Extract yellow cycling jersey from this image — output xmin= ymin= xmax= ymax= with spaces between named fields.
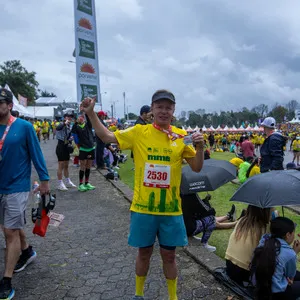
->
xmin=114 ymin=124 xmax=196 ymax=216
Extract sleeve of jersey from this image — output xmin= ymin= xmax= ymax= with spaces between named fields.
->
xmin=114 ymin=126 xmax=138 ymax=150
xmin=182 ymin=145 xmax=196 ymax=158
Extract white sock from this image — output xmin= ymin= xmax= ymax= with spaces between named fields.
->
xmin=58 ymin=180 xmax=63 ymax=184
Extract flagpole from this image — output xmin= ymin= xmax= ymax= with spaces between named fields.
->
xmin=123 ymin=92 xmax=126 ymax=120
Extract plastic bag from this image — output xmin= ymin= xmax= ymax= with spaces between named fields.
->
xmin=72 ymin=141 xmax=79 ymax=157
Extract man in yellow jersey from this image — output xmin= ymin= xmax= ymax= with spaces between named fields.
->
xmin=51 ymin=119 xmax=57 ymax=139
xmin=292 ymin=135 xmax=300 ymax=166
xmin=34 ymin=118 xmax=41 ymax=142
xmin=41 ymin=119 xmax=49 ymax=143
xmin=81 ymin=90 xmax=204 ymax=300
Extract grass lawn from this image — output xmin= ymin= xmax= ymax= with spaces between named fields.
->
xmin=119 ymin=150 xmax=300 ymax=265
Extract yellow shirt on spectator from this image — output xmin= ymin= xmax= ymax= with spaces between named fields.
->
xmin=292 ymin=139 xmax=300 ymax=151
xmin=225 ymin=221 xmax=269 ymax=270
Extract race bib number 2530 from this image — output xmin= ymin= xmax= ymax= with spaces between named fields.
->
xmin=143 ymin=163 xmax=171 ymax=189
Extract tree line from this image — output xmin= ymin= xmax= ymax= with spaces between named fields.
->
xmin=0 ymin=60 xmax=56 ymax=105
xmin=0 ymin=60 xmax=298 ymax=126
xmin=175 ymin=101 xmax=298 ymax=128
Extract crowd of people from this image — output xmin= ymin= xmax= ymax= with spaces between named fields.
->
xmin=1 ymin=85 xmax=300 ymax=300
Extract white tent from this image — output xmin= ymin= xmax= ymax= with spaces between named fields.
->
xmin=4 ymin=84 xmax=33 ymax=117
xmin=289 ymin=118 xmax=300 ymax=124
xmin=26 ymin=106 xmax=57 ymax=119
xmin=202 ymin=125 xmax=207 ymax=131
xmin=35 ymin=96 xmax=76 ymax=105
xmin=186 ymin=126 xmax=194 ymax=132
xmin=209 ymin=125 xmax=215 ymax=131
xmin=223 ymin=125 xmax=229 ymax=131
xmin=194 ymin=125 xmax=199 ymax=131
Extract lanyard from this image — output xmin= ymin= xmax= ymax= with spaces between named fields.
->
xmin=0 ymin=115 xmax=16 ymax=152
xmin=152 ymin=123 xmax=184 ymax=141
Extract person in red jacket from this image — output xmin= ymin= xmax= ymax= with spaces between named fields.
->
xmin=241 ymin=135 xmax=255 ymax=159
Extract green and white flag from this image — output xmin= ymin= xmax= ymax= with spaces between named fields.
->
xmin=74 ymin=0 xmax=101 ymax=105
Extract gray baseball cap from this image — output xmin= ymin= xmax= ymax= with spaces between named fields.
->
xmin=261 ymin=117 xmax=276 ymax=129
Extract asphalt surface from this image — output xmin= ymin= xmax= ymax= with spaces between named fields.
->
xmin=0 ymin=139 xmax=235 ymax=300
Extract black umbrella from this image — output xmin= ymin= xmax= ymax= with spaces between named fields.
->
xmin=230 ymin=170 xmax=300 ymax=208
xmin=180 ymin=159 xmax=237 ymax=194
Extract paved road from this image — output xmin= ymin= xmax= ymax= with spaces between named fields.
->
xmin=0 ymin=139 xmax=234 ymax=300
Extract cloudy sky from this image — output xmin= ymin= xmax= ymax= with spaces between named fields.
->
xmin=1 ymin=0 xmax=300 ymax=117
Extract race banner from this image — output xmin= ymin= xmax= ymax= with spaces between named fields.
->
xmin=74 ymin=0 xmax=101 ymax=106
xmin=18 ymin=94 xmax=28 ymax=107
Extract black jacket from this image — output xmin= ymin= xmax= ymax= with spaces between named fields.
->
xmin=260 ymin=132 xmax=286 ymax=173
xmin=181 ymin=193 xmax=216 ymax=236
xmin=71 ymin=116 xmax=94 ymax=149
xmin=135 ymin=116 xmax=147 ymax=125
xmin=96 ymin=118 xmax=107 ymax=145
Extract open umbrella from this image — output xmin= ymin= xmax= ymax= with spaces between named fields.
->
xmin=180 ymin=159 xmax=237 ymax=194
xmin=230 ymin=170 xmax=300 ymax=208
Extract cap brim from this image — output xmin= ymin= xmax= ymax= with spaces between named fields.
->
xmin=152 ymin=96 xmax=175 ymax=103
xmin=261 ymin=124 xmax=274 ymax=128
xmin=0 ymin=96 xmax=12 ymax=102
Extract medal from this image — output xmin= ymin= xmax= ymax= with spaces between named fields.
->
xmin=152 ymin=123 xmax=185 ymax=141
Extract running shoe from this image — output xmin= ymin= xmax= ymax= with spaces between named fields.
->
xmin=14 ymin=246 xmax=37 ymax=273
xmin=65 ymin=179 xmax=76 ymax=188
xmin=78 ymin=184 xmax=88 ymax=192
xmin=132 ymin=296 xmax=145 ymax=300
xmin=202 ymin=243 xmax=216 ymax=253
xmin=57 ymin=182 xmax=68 ymax=191
xmin=227 ymin=204 xmax=236 ymax=222
xmin=85 ymin=183 xmax=95 ymax=190
xmin=0 ymin=279 xmax=15 ymax=300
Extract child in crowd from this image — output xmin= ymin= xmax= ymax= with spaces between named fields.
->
xmin=250 ymin=217 xmax=300 ymax=300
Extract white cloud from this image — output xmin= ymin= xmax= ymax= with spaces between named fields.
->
xmin=1 ymin=0 xmax=300 ymax=116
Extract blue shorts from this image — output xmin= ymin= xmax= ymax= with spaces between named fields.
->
xmin=128 ymin=212 xmax=188 ymax=248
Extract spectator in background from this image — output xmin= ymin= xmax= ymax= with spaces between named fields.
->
xmin=55 ymin=113 xmax=76 ymax=191
xmin=41 ymin=119 xmax=49 ymax=143
xmin=260 ymin=117 xmax=286 ymax=173
xmin=10 ymin=110 xmax=19 ymax=118
xmin=208 ymin=133 xmax=215 ymax=151
xmin=95 ymin=111 xmax=107 ymax=170
xmin=238 ymin=157 xmax=260 ymax=184
xmin=131 ymin=105 xmax=151 ymax=165
xmin=135 ymin=105 xmax=151 ymax=125
xmin=71 ymin=114 xmax=95 ymax=192
xmin=241 ymin=135 xmax=255 ymax=159
xmin=291 ymin=135 xmax=300 ymax=166
xmin=225 ymin=206 xmax=272 ymax=286
xmin=250 ymin=217 xmax=300 ymax=299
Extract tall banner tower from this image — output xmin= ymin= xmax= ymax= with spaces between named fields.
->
xmin=74 ymin=0 xmax=101 ymax=107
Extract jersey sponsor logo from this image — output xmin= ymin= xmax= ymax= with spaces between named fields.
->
xmin=147 ymin=155 xmax=170 ymax=162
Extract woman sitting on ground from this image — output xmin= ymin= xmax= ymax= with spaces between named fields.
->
xmin=250 ymin=217 xmax=300 ymax=300
xmin=182 ymin=193 xmax=238 ymax=253
xmin=225 ymin=205 xmax=271 ymax=286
